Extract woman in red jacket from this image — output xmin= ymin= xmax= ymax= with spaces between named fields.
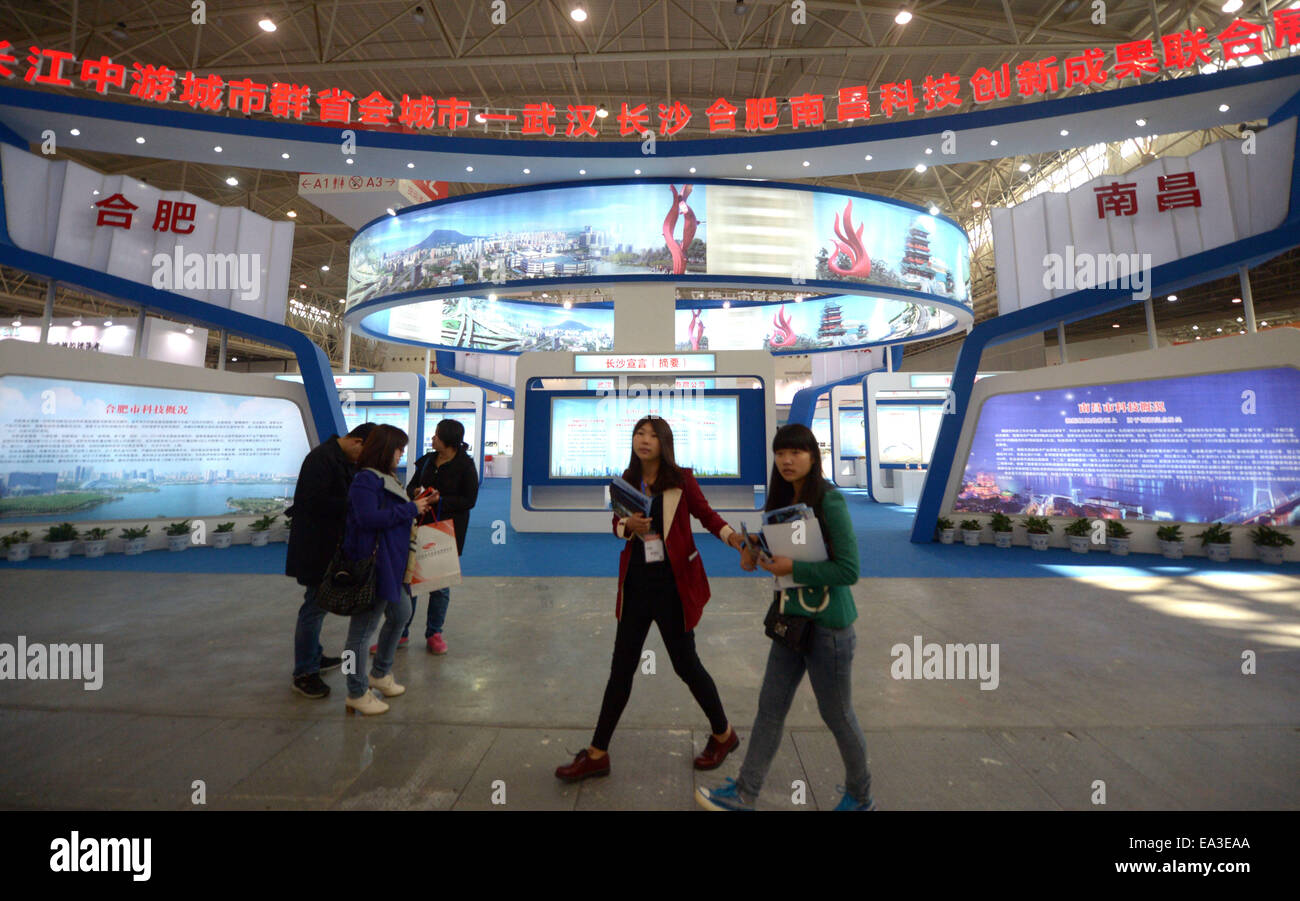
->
xmin=556 ymin=415 xmax=747 ymax=782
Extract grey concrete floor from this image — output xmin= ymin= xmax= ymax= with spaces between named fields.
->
xmin=0 ymin=570 xmax=1296 ymax=810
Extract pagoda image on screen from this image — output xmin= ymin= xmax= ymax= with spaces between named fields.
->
xmin=817 ymin=300 xmax=847 ymax=340
xmin=901 ymin=223 xmax=936 ymax=290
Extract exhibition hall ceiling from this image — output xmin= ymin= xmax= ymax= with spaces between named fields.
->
xmin=0 ymin=0 xmax=1294 ymax=361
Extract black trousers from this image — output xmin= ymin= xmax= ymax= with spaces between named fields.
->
xmin=591 ymin=572 xmax=729 ymax=751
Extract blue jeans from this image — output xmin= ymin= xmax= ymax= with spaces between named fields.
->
xmin=736 ymin=624 xmax=871 ymax=805
xmin=343 ymin=592 xmax=412 ymax=699
xmin=402 ymin=586 xmax=450 ymax=639
xmin=293 ymin=585 xmax=328 ymax=678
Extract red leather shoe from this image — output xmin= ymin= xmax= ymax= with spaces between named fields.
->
xmin=694 ymin=730 xmax=741 ymax=770
xmin=555 ymin=749 xmax=610 ymax=783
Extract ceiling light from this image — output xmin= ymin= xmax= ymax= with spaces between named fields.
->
xmin=466 ymin=165 xmax=474 ymax=172
xmin=10 ymin=317 xmax=20 ymax=327
xmin=111 ymin=22 xmax=127 ymax=39
xmin=386 ymin=208 xmax=396 ymax=216
xmin=1135 ymin=118 xmax=1146 ymax=126
xmin=1191 ymin=325 xmax=1198 ymax=330
xmin=258 ymin=17 xmax=277 ymax=32
xmin=1111 ymin=323 xmax=1120 ymax=328
xmin=71 ymin=319 xmax=82 ymax=327
xmin=570 ymin=6 xmax=588 ymax=22
xmin=563 ymin=300 xmax=573 ymax=309
xmin=104 ymin=319 xmax=113 ymax=327
xmin=1240 ymin=329 xmax=1245 ymax=334
xmin=413 ymin=6 xmax=425 ymax=24
xmin=971 ymin=200 xmax=982 ymax=208
xmin=745 ymin=164 xmax=753 ymax=170
xmin=1167 ymin=294 xmax=1177 ymax=301
xmin=321 ymin=265 xmax=330 ymax=271
xmin=895 ymin=10 xmax=913 ymax=25
xmin=689 ymin=167 xmax=697 ymax=173
xmin=286 ymin=210 xmax=296 ymax=218
xmin=1221 ymin=1 xmax=1243 ymax=12
xmin=345 ymin=158 xmax=353 ymax=165
xmin=924 ymin=148 xmax=933 ymax=156
xmin=989 ymin=139 xmax=998 ymax=146
xmin=802 ymin=161 xmax=811 ymax=167
xmin=723 ymin=301 xmax=731 ymax=309
xmin=406 ymin=162 xmax=415 ymax=168
xmin=1218 ymin=103 xmax=1230 ymax=113
xmin=231 ymin=356 xmax=238 ymax=362
xmin=185 ymin=325 xmax=194 ymax=334
xmin=1018 ymin=162 xmax=1031 ymax=172
xmin=864 ymin=154 xmax=873 ymax=161
xmin=1059 ymin=129 xmax=1069 ymax=136
xmin=281 ymin=152 xmax=290 ymax=159
xmin=488 ymin=293 xmax=497 ymax=301
xmin=1236 ymin=316 xmax=1243 ymax=322
xmin=299 ymin=284 xmax=307 ymax=289
xmin=635 ymin=169 xmax=641 ymax=175
xmin=914 ymin=163 xmax=926 ymax=173
xmin=225 ymin=176 xmax=238 ymax=186
xmin=523 ymin=168 xmax=531 ymax=174
xmin=1195 ymin=335 xmax=1202 ymax=340
xmin=1231 ymin=297 xmax=1241 ymax=303
xmin=70 ymin=128 xmax=80 ymax=136
xmin=92 ymin=190 xmax=99 ymax=195
xmin=579 ymin=169 xmax=586 ymax=175
xmin=135 ymin=136 xmax=145 ymax=144
xmin=928 ymin=205 xmax=939 ymax=215
xmin=1260 ymin=320 xmax=1267 ymax=327
xmin=1216 ymin=328 xmax=1223 ymax=332
xmin=596 ymin=104 xmax=609 ymax=118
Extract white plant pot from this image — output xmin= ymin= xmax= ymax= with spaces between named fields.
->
xmin=1108 ymin=537 xmax=1130 ymax=556
xmin=994 ymin=531 xmax=1013 ymax=548
xmin=167 ymin=534 xmax=190 ymax=552
xmin=1205 ymin=543 xmax=1231 ymax=563
xmin=6 ymin=543 xmax=31 ymax=562
xmin=83 ymin=539 xmax=108 ymax=558
xmin=1257 ymin=545 xmax=1284 ymax=565
xmin=1160 ymin=540 xmax=1184 ymax=560
xmin=46 ymin=540 xmax=76 ymax=560
xmin=939 ymin=529 xmax=955 ymax=545
xmin=1028 ymin=533 xmax=1050 ymax=551
xmin=211 ymin=533 xmax=234 ymax=549
xmin=124 ymin=538 xmax=148 ymax=556
xmin=1067 ymin=535 xmax=1090 ymax=554
xmin=962 ymin=530 xmax=981 ymax=547
xmin=249 ymin=531 xmax=271 ymax=547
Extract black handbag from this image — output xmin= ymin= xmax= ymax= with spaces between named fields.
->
xmin=316 ymin=536 xmax=381 ymax=616
xmin=764 ymin=591 xmax=813 ymax=653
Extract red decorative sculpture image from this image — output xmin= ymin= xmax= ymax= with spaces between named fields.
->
xmin=769 ymin=304 xmax=797 ymax=348
xmin=688 ymin=308 xmax=706 ymax=350
xmin=828 ymin=199 xmax=872 ymax=278
xmin=663 ymin=184 xmax=698 ymax=275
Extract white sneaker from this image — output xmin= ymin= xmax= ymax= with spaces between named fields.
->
xmin=368 ymin=673 xmax=406 ymax=697
xmin=345 ymin=691 xmax=390 ymax=716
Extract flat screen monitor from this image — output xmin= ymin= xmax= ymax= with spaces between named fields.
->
xmin=424 ymin=411 xmax=478 ymax=457
xmin=838 ymin=408 xmax=867 ymax=458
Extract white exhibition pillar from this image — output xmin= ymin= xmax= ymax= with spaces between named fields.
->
xmin=39 ymin=282 xmax=54 ymax=344
xmin=341 ymin=324 xmax=352 ymax=372
xmin=613 ymin=283 xmax=676 ymax=352
xmin=1239 ymin=267 xmax=1257 ymax=334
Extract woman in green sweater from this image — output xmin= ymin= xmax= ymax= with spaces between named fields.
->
xmin=696 ymin=423 xmax=874 ymax=811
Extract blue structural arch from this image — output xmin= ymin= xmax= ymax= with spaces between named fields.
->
xmin=910 ymin=107 xmax=1300 ymax=544
xmin=786 ymin=345 xmax=903 ymax=427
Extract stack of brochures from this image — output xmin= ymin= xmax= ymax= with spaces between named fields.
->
xmin=751 ymin=503 xmax=828 ymax=590
xmin=609 ymin=476 xmax=652 ymax=519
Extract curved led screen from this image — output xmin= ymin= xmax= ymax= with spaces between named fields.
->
xmin=347 ymin=179 xmax=970 ymax=308
xmin=676 ymin=296 xmax=957 ymax=353
xmin=363 ymin=297 xmax=613 ymax=353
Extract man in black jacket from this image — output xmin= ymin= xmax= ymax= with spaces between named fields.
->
xmin=399 ymin=419 xmax=478 ymax=655
xmin=286 ymin=422 xmax=376 ymax=698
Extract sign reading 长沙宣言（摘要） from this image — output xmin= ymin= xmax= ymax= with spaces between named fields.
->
xmin=0 ymin=144 xmax=293 ymax=324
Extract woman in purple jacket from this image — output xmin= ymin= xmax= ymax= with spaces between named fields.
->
xmin=341 ymin=425 xmax=433 ymax=715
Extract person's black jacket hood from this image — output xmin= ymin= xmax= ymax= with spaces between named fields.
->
xmin=284 ymin=435 xmax=356 ymax=586
xmin=407 ymin=447 xmax=478 ymax=556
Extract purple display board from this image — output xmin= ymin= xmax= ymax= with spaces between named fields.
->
xmin=952 ymin=368 xmax=1300 ymax=525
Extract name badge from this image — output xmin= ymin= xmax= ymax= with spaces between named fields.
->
xmin=643 ymin=534 xmax=665 ymax=563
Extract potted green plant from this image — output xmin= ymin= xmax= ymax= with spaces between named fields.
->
xmin=1105 ymin=519 xmax=1132 ymax=556
xmin=212 ymin=522 xmax=236 ymax=549
xmin=959 ymin=519 xmax=982 ymax=546
xmin=120 ymin=525 xmax=150 ymax=556
xmin=1064 ymin=518 xmax=1092 ymax=554
xmin=43 ymin=522 xmax=79 ymax=560
xmin=1156 ymin=524 xmax=1184 ymax=559
xmin=1022 ymin=516 xmax=1053 ymax=551
xmin=2 ymin=529 xmax=33 ymax=563
xmin=248 ymin=514 xmax=279 ymax=547
xmin=82 ymin=526 xmax=111 ymax=558
xmin=164 ymin=520 xmax=193 ymax=552
xmin=990 ymin=512 xmax=1014 ymax=548
xmin=1249 ymin=525 xmax=1294 ymax=565
xmin=935 ymin=517 xmax=956 ymax=545
xmin=1193 ymin=522 xmax=1233 ymax=563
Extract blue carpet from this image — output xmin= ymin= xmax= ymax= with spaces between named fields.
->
xmin=3 ymin=481 xmax=1296 ymax=578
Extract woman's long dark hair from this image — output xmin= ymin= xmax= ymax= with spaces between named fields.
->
xmin=435 ymin=418 xmax=469 ymax=454
xmin=765 ymin=423 xmax=829 ymax=512
xmin=357 ymin=424 xmax=408 ymax=476
xmin=622 ymin=416 xmax=685 ymax=493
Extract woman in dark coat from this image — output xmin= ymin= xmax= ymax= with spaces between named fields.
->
xmin=341 ymin=425 xmax=432 ymax=716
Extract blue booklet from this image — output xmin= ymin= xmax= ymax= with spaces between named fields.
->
xmin=609 ymin=476 xmax=652 ymax=519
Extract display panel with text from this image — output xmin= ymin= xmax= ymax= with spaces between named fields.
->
xmin=952 ymin=369 xmax=1300 ymax=524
